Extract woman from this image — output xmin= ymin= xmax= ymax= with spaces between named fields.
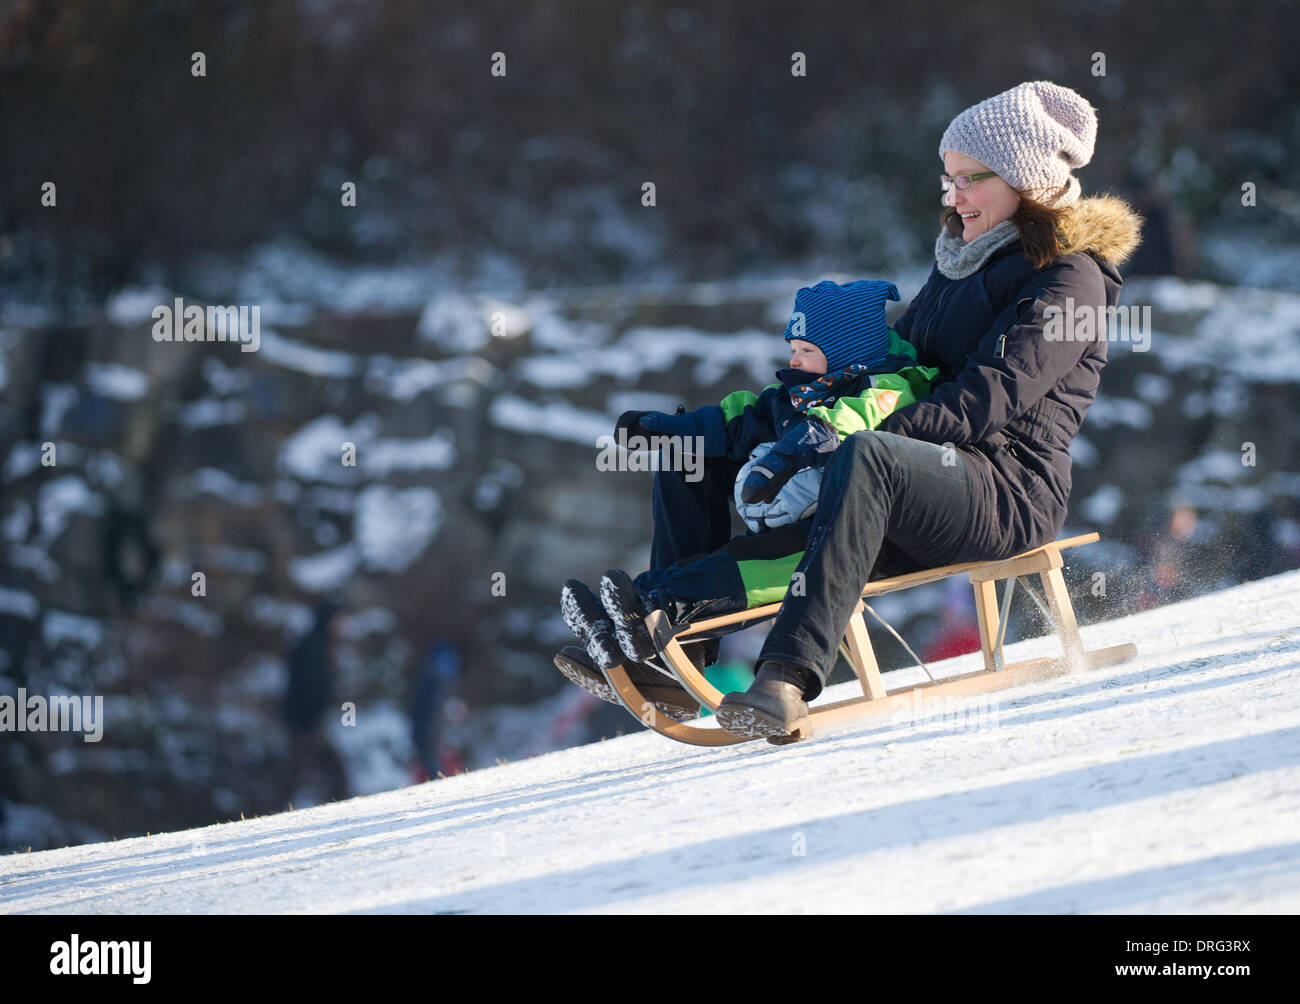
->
xmin=557 ymin=80 xmax=1142 ymax=740
xmin=713 ymin=80 xmax=1142 ymax=738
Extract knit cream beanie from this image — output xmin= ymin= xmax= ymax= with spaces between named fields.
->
xmin=939 ymin=81 xmax=1097 ymax=207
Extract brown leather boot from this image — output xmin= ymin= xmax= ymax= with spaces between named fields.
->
xmin=715 ymin=661 xmax=813 ymax=742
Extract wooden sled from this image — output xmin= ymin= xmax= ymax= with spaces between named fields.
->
xmin=600 ymin=531 xmax=1137 ymax=747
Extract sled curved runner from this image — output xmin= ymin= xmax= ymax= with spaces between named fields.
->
xmin=613 ymin=531 xmax=1137 ymax=746
xmin=600 ymin=660 xmax=748 ymax=746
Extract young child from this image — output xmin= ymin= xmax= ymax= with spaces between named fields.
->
xmin=733 ymin=291 xmax=908 ymax=533
xmin=561 ymin=279 xmax=938 ymax=685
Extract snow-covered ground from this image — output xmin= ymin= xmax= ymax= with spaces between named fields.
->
xmin=3 ymin=570 xmax=1299 ymax=915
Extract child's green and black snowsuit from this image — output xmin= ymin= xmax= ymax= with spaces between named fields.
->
xmin=634 ymin=332 xmax=937 ymax=624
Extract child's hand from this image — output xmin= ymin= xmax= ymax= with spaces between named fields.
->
xmin=739 ymin=418 xmax=838 ymax=503
xmin=615 ymin=408 xmax=695 ymax=442
xmin=614 ymin=410 xmax=656 ymax=441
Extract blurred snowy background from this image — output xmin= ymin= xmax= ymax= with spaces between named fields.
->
xmin=1 ymin=0 xmax=1298 ymax=850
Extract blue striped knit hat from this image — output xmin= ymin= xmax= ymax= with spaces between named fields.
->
xmin=782 ymin=279 xmax=900 ymax=372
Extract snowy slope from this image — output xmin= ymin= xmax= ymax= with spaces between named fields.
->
xmin=3 ymin=570 xmax=1299 ymax=915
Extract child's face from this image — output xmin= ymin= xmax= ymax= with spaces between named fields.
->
xmin=788 ymin=339 xmax=827 ymax=374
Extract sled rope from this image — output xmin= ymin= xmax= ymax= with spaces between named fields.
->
xmin=862 ymin=601 xmax=936 ymax=683
xmin=1015 ymin=575 xmax=1059 ymax=631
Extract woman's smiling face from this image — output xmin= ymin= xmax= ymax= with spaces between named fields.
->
xmin=943 ymin=152 xmax=1022 ymax=242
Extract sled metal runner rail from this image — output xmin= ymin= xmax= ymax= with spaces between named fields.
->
xmin=600 ymin=531 xmax=1137 ymax=746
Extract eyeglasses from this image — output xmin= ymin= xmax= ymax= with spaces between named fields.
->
xmin=941 ymin=172 xmax=997 ymax=192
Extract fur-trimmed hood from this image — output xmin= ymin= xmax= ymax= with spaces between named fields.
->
xmin=1059 ymin=194 xmax=1143 ymax=267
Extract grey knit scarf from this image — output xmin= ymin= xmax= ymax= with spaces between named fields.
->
xmin=934 ymin=219 xmax=1020 ymax=279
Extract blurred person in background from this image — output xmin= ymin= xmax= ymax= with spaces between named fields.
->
xmin=280 ymin=600 xmax=348 ymax=807
xmin=922 ymin=579 xmax=983 ymax=664
xmin=410 ymin=641 xmax=465 ymax=782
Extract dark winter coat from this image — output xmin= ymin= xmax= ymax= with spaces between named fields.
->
xmin=877 ymin=196 xmax=1143 ymax=554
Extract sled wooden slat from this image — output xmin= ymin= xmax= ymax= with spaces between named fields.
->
xmin=967 ymin=545 xmax=1063 ymax=582
xmin=624 ymin=530 xmax=1136 ymax=746
xmin=799 ymin=643 xmax=1138 ymax=731
xmin=844 ymin=601 xmax=887 ymax=700
xmin=972 ymin=578 xmax=1001 ymax=674
xmin=666 ymin=532 xmax=1101 ymax=641
xmin=1042 ymin=566 xmax=1086 ymax=665
xmin=656 ymin=624 xmax=728 ymax=710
